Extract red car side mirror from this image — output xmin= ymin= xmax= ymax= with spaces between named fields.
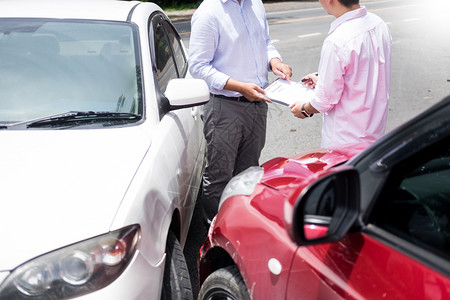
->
xmin=291 ymin=167 xmax=360 ymax=246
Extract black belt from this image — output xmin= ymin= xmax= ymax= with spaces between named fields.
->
xmin=212 ymin=94 xmax=251 ymax=102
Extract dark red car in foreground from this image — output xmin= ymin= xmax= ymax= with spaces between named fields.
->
xmin=198 ymin=96 xmax=450 ymax=300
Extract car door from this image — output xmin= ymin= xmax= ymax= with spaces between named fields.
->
xmin=148 ymin=13 xmax=205 ymax=234
xmin=287 ymin=100 xmax=450 ymax=299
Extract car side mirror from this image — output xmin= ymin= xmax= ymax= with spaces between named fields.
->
xmin=164 ymin=78 xmax=209 ymax=110
xmin=291 ymin=168 xmax=360 ymax=246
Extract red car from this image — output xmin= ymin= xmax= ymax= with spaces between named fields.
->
xmin=198 ymin=96 xmax=450 ymax=300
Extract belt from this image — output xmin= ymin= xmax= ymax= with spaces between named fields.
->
xmin=211 ymin=94 xmax=251 ymax=102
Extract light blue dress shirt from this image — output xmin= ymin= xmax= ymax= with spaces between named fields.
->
xmin=188 ymin=0 xmax=281 ymax=97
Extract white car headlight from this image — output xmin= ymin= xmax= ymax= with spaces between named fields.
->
xmin=219 ymin=166 xmax=264 ymax=209
xmin=0 ymin=225 xmax=140 ymax=300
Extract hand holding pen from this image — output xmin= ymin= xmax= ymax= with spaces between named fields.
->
xmin=301 ymin=73 xmax=318 ymax=88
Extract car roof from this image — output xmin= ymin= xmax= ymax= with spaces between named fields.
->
xmin=0 ymin=0 xmax=152 ymax=22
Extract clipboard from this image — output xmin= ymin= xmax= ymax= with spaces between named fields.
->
xmin=264 ymin=78 xmax=315 ymax=106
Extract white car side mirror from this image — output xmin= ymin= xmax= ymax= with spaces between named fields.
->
xmin=164 ymin=78 xmax=210 ymax=108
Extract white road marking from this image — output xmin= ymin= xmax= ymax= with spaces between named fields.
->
xmin=403 ymin=18 xmax=420 ymax=22
xmin=298 ymin=33 xmax=321 ymax=39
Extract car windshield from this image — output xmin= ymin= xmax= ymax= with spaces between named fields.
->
xmin=0 ymin=19 xmax=142 ymax=125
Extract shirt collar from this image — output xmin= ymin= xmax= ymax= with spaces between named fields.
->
xmin=222 ymin=0 xmax=244 ymax=5
xmin=329 ymin=6 xmax=367 ymax=34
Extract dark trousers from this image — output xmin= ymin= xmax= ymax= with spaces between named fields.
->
xmin=200 ymin=94 xmax=268 ymax=224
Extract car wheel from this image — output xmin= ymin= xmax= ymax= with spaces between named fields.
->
xmin=198 ymin=266 xmax=250 ymax=300
xmin=161 ymin=231 xmax=193 ymax=300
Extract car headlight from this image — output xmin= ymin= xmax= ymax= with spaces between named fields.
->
xmin=219 ymin=166 xmax=264 ymax=209
xmin=0 ymin=225 xmax=140 ymax=300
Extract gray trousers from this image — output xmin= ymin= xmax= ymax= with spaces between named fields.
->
xmin=200 ymin=94 xmax=268 ymax=223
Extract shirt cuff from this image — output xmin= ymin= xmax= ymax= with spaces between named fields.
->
xmin=309 ymin=81 xmax=335 ymax=113
xmin=310 ymin=93 xmax=332 ymax=113
xmin=210 ymin=72 xmax=231 ymax=91
xmin=268 ymin=52 xmax=282 ymax=69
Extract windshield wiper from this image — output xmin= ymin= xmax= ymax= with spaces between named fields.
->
xmin=6 ymin=111 xmax=141 ymax=129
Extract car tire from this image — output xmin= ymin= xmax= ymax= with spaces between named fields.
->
xmin=161 ymin=231 xmax=193 ymax=300
xmin=198 ymin=266 xmax=250 ymax=300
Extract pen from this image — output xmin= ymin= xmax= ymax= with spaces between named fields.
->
xmin=301 ymin=73 xmax=319 ymax=82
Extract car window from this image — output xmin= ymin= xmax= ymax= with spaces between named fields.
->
xmin=163 ymin=22 xmax=187 ymax=78
xmin=150 ymin=15 xmax=185 ymax=93
xmin=370 ymin=136 xmax=450 ymax=260
xmin=0 ymin=19 xmax=141 ymax=124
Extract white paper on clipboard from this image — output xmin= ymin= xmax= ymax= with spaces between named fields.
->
xmin=264 ymin=78 xmax=315 ymax=106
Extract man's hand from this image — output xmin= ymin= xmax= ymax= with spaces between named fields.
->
xmin=289 ymin=101 xmax=307 ymax=119
xmin=289 ymin=101 xmax=319 ymax=119
xmin=224 ymin=79 xmax=271 ymax=102
xmin=301 ymin=72 xmax=318 ymax=88
xmin=270 ymin=58 xmax=292 ymax=81
xmin=239 ymin=82 xmax=271 ymax=102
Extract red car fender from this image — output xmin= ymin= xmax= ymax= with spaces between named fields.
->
xmin=199 ymin=143 xmax=370 ymax=299
xmin=199 ymin=185 xmax=299 ymax=300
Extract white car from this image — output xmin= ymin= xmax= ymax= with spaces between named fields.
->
xmin=0 ymin=1 xmax=209 ymax=299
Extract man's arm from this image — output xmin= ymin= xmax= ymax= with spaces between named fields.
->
xmin=188 ymin=10 xmax=230 ymax=90
xmin=224 ymin=57 xmax=292 ymax=102
xmin=223 ymin=78 xmax=269 ymax=102
xmin=290 ymin=39 xmax=344 ymax=119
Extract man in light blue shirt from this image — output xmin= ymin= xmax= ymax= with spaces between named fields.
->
xmin=189 ymin=0 xmax=292 ymax=227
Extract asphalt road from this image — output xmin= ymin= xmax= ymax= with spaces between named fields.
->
xmin=176 ymin=0 xmax=450 ymax=162
xmin=180 ymin=0 xmax=450 ymax=297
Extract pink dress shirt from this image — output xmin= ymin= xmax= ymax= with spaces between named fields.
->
xmin=310 ymin=7 xmax=392 ymax=148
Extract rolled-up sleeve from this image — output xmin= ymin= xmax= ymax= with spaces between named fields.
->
xmin=188 ymin=10 xmax=230 ymax=90
xmin=310 ymin=40 xmax=345 ymax=113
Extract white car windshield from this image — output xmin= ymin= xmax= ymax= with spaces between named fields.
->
xmin=0 ymin=19 xmax=142 ymax=125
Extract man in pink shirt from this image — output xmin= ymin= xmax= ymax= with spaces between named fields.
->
xmin=290 ymin=0 xmax=392 ymax=148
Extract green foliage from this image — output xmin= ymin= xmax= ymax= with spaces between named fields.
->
xmin=127 ymin=0 xmax=307 ymax=11
xmin=137 ymin=0 xmax=202 ymax=10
